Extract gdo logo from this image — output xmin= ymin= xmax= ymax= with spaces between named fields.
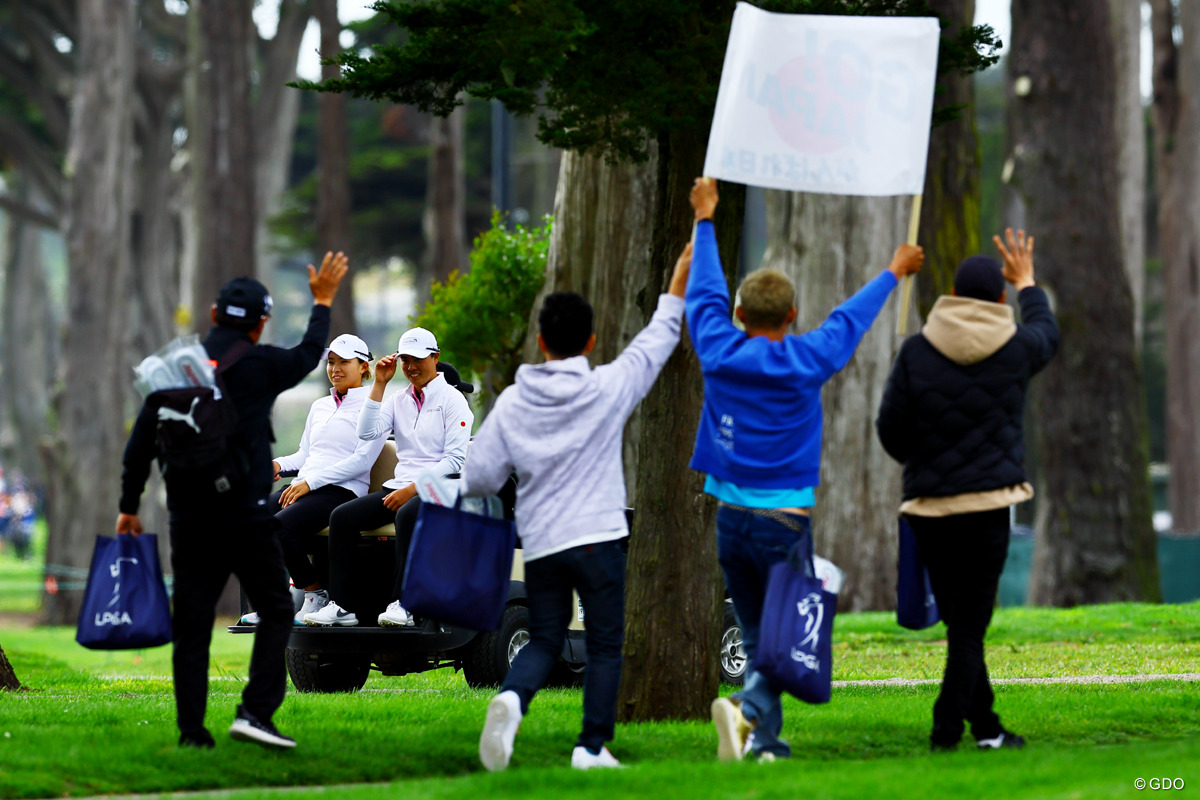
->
xmin=1136 ymin=778 xmax=1185 ymax=790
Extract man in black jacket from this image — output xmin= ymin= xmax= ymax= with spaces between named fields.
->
xmin=876 ymin=229 xmax=1058 ymax=752
xmin=116 ymin=252 xmax=347 ymax=750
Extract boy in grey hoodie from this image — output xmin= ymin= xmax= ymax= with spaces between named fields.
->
xmin=463 ymin=243 xmax=693 ymax=771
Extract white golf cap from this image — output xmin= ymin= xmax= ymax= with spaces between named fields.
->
xmin=322 ymin=333 xmax=372 ymax=361
xmin=396 ymin=327 xmax=439 ymax=358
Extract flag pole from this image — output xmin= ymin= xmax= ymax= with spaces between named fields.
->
xmin=895 ymin=193 xmax=923 ymax=336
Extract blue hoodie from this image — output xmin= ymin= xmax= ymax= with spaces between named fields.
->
xmin=686 ymin=220 xmax=898 ymax=490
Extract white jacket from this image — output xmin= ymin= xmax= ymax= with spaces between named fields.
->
xmin=357 ymin=372 xmax=473 ymax=488
xmin=275 ymin=386 xmax=386 ymax=497
xmin=462 ymin=294 xmax=684 ymax=560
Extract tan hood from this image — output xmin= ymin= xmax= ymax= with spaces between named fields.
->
xmin=922 ymin=296 xmax=1017 ymax=365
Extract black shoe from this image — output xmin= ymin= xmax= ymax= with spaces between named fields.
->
xmin=179 ymin=730 xmax=215 ymax=749
xmin=228 ymin=706 xmax=296 ymax=750
xmin=977 ymin=729 xmax=1025 ymax=750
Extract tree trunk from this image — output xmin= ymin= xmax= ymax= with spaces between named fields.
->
xmin=0 ymin=644 xmax=20 ymax=691
xmin=761 ymin=193 xmax=911 ymax=610
xmin=1111 ymin=0 xmax=1145 ymax=349
xmin=916 ymin=0 xmax=981 ymax=313
xmin=41 ymin=0 xmax=138 ymax=625
xmin=255 ymin=0 xmax=310 ymax=300
xmin=1151 ymin=0 xmax=1200 ymax=534
xmin=423 ymin=107 xmax=467 ymax=292
xmin=619 ymin=131 xmax=744 ymax=721
xmin=1009 ymin=0 xmax=1159 ymax=604
xmin=316 ymin=0 xmax=355 ymax=336
xmin=1 ymin=178 xmax=55 ymax=483
xmin=189 ymin=0 xmax=258 ymax=328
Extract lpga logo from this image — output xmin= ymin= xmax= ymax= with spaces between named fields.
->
xmin=789 ymin=591 xmax=825 ymax=671
xmin=96 ymin=556 xmax=139 ymax=626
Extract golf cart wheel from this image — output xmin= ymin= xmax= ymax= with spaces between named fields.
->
xmin=719 ymin=604 xmax=747 ymax=685
xmin=285 ymin=648 xmax=370 ymax=693
xmin=463 ymin=604 xmax=529 ymax=688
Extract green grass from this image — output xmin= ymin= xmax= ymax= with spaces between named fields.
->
xmin=1 ymin=604 xmax=1198 ymax=799
xmin=0 ymin=519 xmax=46 ymax=614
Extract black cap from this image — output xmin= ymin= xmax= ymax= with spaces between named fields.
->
xmin=953 ymin=256 xmax=1005 ymax=302
xmin=436 ymin=361 xmax=474 ymax=394
xmin=215 ymin=277 xmax=273 ymax=323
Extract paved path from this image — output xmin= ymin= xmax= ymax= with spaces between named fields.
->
xmin=833 ymin=672 xmax=1200 ymax=688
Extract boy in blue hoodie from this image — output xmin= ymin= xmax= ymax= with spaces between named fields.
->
xmin=686 ymin=178 xmax=923 ymax=761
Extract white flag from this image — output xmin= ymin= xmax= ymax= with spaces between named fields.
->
xmin=703 ymin=4 xmax=941 ymax=196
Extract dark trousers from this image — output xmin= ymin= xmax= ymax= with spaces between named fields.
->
xmin=169 ymin=511 xmax=293 ymax=738
xmin=907 ymin=508 xmax=1010 ymax=746
xmin=502 ymin=539 xmax=626 ymax=753
xmin=717 ymin=506 xmax=812 ymax=758
xmin=327 ymin=489 xmax=421 ymax=608
xmin=269 ymin=484 xmax=355 ymax=589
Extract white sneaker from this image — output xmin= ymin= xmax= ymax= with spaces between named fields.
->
xmin=571 ymin=746 xmax=622 ymax=769
xmin=303 ymin=600 xmax=358 ymax=627
xmin=238 ymin=612 xmax=260 ymax=626
xmin=712 ymin=697 xmax=754 ymax=762
xmin=479 ymin=690 xmax=522 ymax=772
xmin=378 ymin=600 xmax=415 ymax=627
xmin=294 ymin=591 xmax=329 ymax=625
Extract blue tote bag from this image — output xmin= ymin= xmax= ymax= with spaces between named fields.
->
xmin=896 ymin=517 xmax=940 ymax=630
xmin=755 ymin=543 xmax=837 ymax=704
xmin=401 ymin=497 xmax=517 ymax=631
xmin=76 ymin=533 xmax=172 ymax=650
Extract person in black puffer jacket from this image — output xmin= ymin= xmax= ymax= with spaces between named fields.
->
xmin=876 ymin=229 xmax=1058 ymax=753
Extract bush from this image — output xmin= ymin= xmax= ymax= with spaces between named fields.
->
xmin=410 ymin=212 xmax=551 ymax=405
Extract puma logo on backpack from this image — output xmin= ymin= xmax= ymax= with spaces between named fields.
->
xmin=156 ymin=396 xmax=202 ymax=434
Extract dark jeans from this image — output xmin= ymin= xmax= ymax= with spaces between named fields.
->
xmin=907 ymin=508 xmax=1010 ymax=746
xmin=717 ymin=505 xmax=813 ymax=759
xmin=327 ymin=489 xmax=421 ymax=609
xmin=269 ymin=484 xmax=355 ymax=589
xmin=502 ymin=539 xmax=626 ymax=754
xmin=169 ymin=510 xmax=293 ymax=739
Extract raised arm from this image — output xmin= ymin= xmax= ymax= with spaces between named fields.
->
xmin=995 ymin=228 xmax=1059 ymax=373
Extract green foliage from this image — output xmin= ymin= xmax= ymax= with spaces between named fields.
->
xmin=409 ymin=212 xmax=551 ymax=400
xmin=296 ymin=0 xmax=1002 ymax=162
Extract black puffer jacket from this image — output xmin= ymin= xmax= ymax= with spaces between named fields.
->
xmin=876 ymin=287 xmax=1058 ymax=500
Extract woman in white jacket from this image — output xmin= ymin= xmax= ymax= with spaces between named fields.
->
xmin=303 ymin=327 xmax=473 ymax=628
xmin=240 ymin=334 xmax=385 ymax=626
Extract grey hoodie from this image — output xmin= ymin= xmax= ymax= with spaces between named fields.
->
xmin=462 ymin=294 xmax=685 ymax=560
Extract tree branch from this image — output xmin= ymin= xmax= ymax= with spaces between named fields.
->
xmin=0 ymin=116 xmax=64 ymax=211
xmin=254 ymin=0 xmax=311 ymax=135
xmin=139 ymin=0 xmax=187 ymax=47
xmin=12 ymin=6 xmax=75 ymax=85
xmin=1150 ymin=0 xmax=1179 ymax=140
xmin=0 ymin=192 xmax=59 ymax=229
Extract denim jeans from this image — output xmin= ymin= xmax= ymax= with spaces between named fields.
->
xmin=717 ymin=505 xmax=813 ymax=759
xmin=907 ymin=508 xmax=1010 ymax=746
xmin=501 ymin=538 xmax=626 ymax=753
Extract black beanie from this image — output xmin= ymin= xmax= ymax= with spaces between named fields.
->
xmin=954 ymin=256 xmax=1005 ymax=302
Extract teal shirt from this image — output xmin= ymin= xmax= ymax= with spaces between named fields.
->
xmin=704 ymin=475 xmax=815 ymax=509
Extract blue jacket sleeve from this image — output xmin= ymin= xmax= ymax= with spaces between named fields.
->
xmin=685 ymin=220 xmax=742 ymax=370
xmin=789 ymin=271 xmax=899 ymax=383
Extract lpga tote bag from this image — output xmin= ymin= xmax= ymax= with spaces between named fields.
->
xmin=76 ymin=533 xmax=172 ymax=650
xmin=401 ymin=496 xmax=517 ymax=631
xmin=896 ymin=517 xmax=941 ymax=630
xmin=755 ymin=542 xmax=837 ymax=704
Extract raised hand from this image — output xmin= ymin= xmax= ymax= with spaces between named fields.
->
xmin=308 ymin=251 xmax=349 ymax=306
xmin=993 ymin=228 xmax=1035 ymax=290
xmin=690 ymin=177 xmax=719 ymax=221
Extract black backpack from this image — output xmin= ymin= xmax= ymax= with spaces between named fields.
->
xmin=146 ymin=340 xmax=252 ymax=493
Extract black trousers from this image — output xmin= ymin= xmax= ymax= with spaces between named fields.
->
xmin=269 ymin=484 xmax=355 ymax=589
xmin=907 ymin=508 xmax=1010 ymax=746
xmin=327 ymin=489 xmax=422 ymax=613
xmin=169 ymin=510 xmax=293 ymax=738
